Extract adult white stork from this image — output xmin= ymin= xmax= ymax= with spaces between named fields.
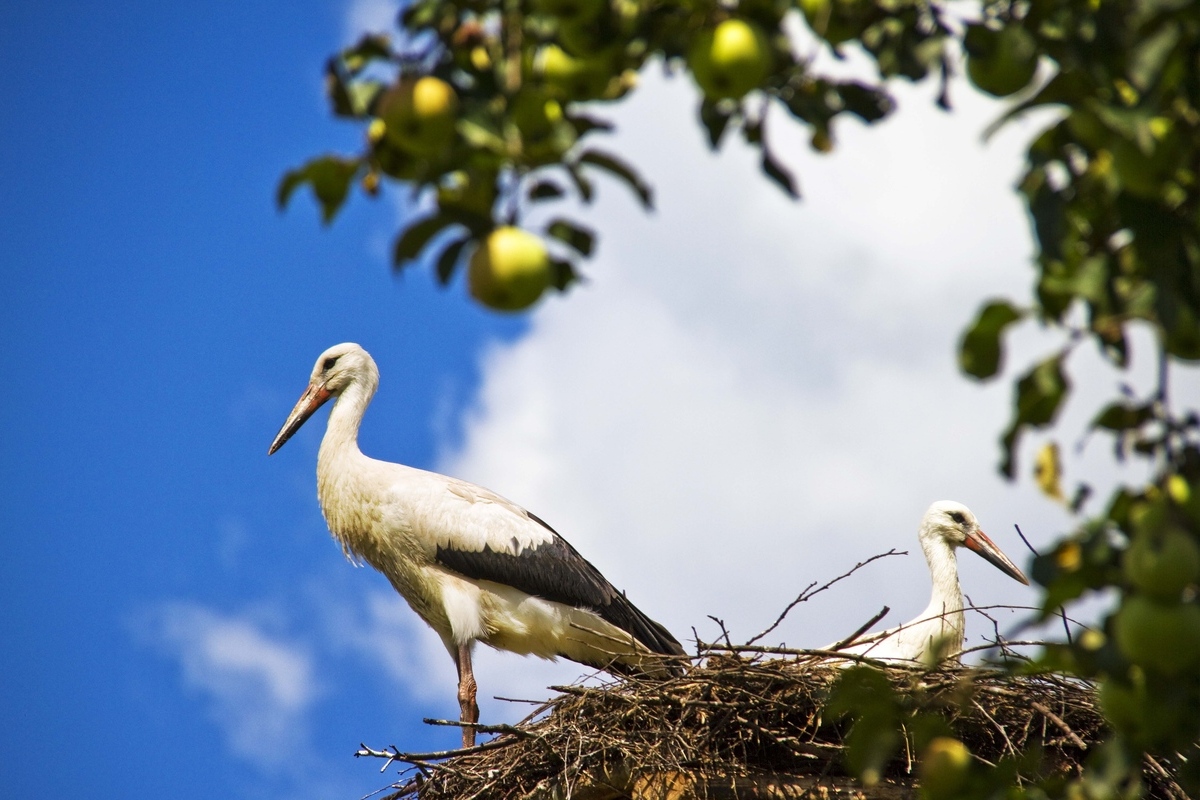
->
xmin=829 ymin=501 xmax=1029 ymax=666
xmin=268 ymin=343 xmax=685 ymax=746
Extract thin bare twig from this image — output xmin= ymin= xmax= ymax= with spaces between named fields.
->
xmin=708 ymin=615 xmax=734 ymax=647
xmin=356 ymin=736 xmax=520 ymax=767
xmin=1144 ymin=754 xmax=1189 ymax=800
xmin=422 ymin=719 xmax=535 ymax=738
xmin=1030 ymin=702 xmax=1088 ymax=751
xmin=746 ymin=548 xmax=906 ymax=645
xmin=828 ymin=605 xmax=891 ymax=650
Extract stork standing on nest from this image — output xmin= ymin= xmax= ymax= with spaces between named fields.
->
xmin=268 ymin=343 xmax=684 ymax=747
xmin=830 ymin=501 xmax=1029 ymax=665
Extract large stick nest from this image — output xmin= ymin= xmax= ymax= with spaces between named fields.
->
xmin=362 ymin=648 xmax=1187 ymax=800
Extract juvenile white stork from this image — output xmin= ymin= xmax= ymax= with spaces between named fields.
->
xmin=829 ymin=501 xmax=1029 ymax=666
xmin=268 ymin=343 xmax=685 ymax=746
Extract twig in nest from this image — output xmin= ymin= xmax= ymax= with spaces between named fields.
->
xmin=746 ymin=548 xmax=906 ymax=645
xmin=1030 ymin=702 xmax=1088 ymax=751
xmin=1144 ymin=754 xmax=1189 ymax=800
xmin=356 ymin=736 xmax=520 ymax=769
xmin=708 ymin=615 xmax=734 ymax=647
xmin=700 ymin=642 xmax=896 ymax=666
xmin=957 ymin=640 xmax=1048 ymax=658
xmin=828 ymin=605 xmax=891 ymax=651
xmin=423 ymin=719 xmax=536 ymax=738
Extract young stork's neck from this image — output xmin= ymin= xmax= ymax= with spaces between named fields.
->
xmin=917 ymin=528 xmax=965 ymax=638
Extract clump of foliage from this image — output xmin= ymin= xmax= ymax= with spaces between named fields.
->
xmin=283 ymin=0 xmax=1200 ymax=796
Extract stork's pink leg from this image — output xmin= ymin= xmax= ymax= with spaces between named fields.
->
xmin=455 ymin=642 xmax=479 ymax=748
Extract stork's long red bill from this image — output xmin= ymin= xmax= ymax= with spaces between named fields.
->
xmin=268 ymin=382 xmax=333 ymax=455
xmin=964 ymin=529 xmax=1030 ymax=585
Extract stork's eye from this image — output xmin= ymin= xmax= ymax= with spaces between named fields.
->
xmin=322 ymin=356 xmax=339 ymax=371
xmin=949 ymin=511 xmax=966 ymax=525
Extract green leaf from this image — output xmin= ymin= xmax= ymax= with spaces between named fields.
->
xmin=277 ymin=169 xmax=307 ymax=211
xmin=1030 ymin=525 xmax=1120 ymax=615
xmin=827 ymin=667 xmax=903 ymax=785
xmin=826 ymin=666 xmax=897 ymax=718
xmin=549 ymin=256 xmax=580 ymax=291
xmin=982 ymin=70 xmax=1090 ymax=141
xmin=959 ymin=300 xmax=1025 ymax=379
xmin=401 ymin=0 xmax=440 ymax=29
xmin=577 ymin=149 xmax=653 ymax=210
xmin=435 ymin=235 xmax=471 ymax=285
xmin=338 ymin=33 xmax=392 ymax=76
xmin=563 ymin=162 xmax=594 ymax=204
xmin=1127 ymin=20 xmax=1181 ymax=92
xmin=276 ymin=155 xmax=361 ymax=224
xmin=458 ymin=113 xmax=507 ymax=154
xmin=528 ymin=180 xmax=566 ymax=201
xmin=742 ymin=116 xmax=763 ymax=146
xmin=760 ymin=147 xmax=799 ymax=199
xmin=1000 ymin=420 xmax=1021 ymax=479
xmin=568 ymin=113 xmax=614 ymax=137
xmin=1015 ymin=354 xmax=1070 ymax=427
xmin=1027 ymin=177 xmax=1066 ymax=262
xmin=1092 ymin=401 xmax=1154 ymax=431
xmin=999 ymin=353 xmax=1070 ymax=478
xmin=546 ymin=218 xmax=595 ymax=257
xmin=392 ymin=213 xmax=457 ymax=269
xmin=837 ymin=81 xmax=894 ymax=124
xmin=699 ymin=98 xmax=732 ymax=150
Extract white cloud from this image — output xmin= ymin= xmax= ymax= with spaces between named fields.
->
xmin=138 ymin=602 xmax=317 ymax=769
xmin=318 ymin=587 xmax=456 ymax=704
xmin=343 ymin=0 xmax=400 ymax=44
xmin=432 ymin=68 xmax=1199 ymax=713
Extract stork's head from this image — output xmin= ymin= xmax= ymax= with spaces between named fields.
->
xmin=921 ymin=500 xmax=1030 ymax=585
xmin=268 ymin=343 xmax=379 ymax=455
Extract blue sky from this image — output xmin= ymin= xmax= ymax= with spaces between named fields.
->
xmin=2 ymin=2 xmax=524 ymax=797
xmin=6 ymin=3 xmax=1194 ymax=799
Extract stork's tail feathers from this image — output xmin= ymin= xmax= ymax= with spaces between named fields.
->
xmin=590 ymin=595 xmax=687 ymax=678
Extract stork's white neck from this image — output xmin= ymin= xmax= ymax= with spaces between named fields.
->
xmin=916 ymin=527 xmax=965 ymax=639
xmin=318 ymin=378 xmax=374 ymax=463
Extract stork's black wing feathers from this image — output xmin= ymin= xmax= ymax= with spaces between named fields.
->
xmin=434 ymin=513 xmax=684 ymax=664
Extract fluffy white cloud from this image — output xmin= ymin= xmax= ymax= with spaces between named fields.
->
xmin=138 ymin=603 xmax=317 ymax=769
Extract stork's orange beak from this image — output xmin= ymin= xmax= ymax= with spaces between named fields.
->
xmin=964 ymin=529 xmax=1030 ymax=585
xmin=268 ymin=381 xmax=333 ymax=455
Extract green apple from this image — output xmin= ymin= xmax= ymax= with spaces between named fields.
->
xmin=964 ymin=24 xmax=1038 ymax=98
xmin=468 ymin=227 xmax=553 ymax=311
xmin=919 ymin=737 xmax=971 ymax=799
xmin=509 ymin=89 xmax=564 ymax=139
xmin=1124 ymin=527 xmax=1200 ymax=601
xmin=535 ymin=44 xmax=615 ymax=100
xmin=799 ymin=0 xmax=866 ymax=45
xmin=687 ymin=18 xmax=773 ymax=101
xmin=508 ymin=89 xmax=575 ymax=164
xmin=376 ymin=76 xmax=459 ymax=156
xmin=1113 ymin=595 xmax=1200 ymax=675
